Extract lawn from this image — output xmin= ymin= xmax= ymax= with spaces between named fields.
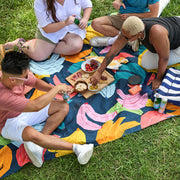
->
xmin=1 ymin=0 xmax=180 ymax=179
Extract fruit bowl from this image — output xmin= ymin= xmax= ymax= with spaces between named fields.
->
xmin=81 ymin=59 xmax=101 ymax=73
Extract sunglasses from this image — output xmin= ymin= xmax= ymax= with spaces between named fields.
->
xmin=9 ymin=73 xmax=29 ymax=81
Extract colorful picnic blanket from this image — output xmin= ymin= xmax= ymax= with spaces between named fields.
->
xmin=0 ymin=41 xmax=180 ymax=178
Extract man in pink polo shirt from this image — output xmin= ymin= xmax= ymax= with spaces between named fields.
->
xmin=0 ymin=51 xmax=94 ymax=167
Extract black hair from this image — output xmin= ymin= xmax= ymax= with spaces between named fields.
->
xmin=1 ymin=51 xmax=30 ymax=75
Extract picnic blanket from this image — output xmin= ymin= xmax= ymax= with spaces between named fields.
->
xmin=1 ymin=36 xmax=180 ymax=179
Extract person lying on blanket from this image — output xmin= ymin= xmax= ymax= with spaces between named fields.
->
xmin=0 ymin=51 xmax=94 ymax=168
xmin=90 ymin=16 xmax=180 ymax=90
xmin=90 ymin=0 xmax=159 ymax=50
xmin=4 ymin=0 xmax=92 ymax=61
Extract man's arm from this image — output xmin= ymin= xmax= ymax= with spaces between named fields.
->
xmin=98 ymin=35 xmax=126 ymax=74
xmin=33 ymin=78 xmax=54 ymax=92
xmin=120 ymin=2 xmax=159 ymax=20
xmin=23 ymin=84 xmax=71 ymax=112
xmin=90 ymin=34 xmax=127 ymax=85
xmin=149 ymin=25 xmax=170 ymax=90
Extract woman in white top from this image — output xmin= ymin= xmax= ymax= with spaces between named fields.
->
xmin=4 ymin=0 xmax=92 ymax=61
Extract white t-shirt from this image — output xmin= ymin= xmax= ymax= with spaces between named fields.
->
xmin=34 ymin=0 xmax=92 ymax=43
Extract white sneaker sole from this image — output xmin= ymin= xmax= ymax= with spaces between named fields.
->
xmin=78 ymin=144 xmax=94 ymax=165
xmin=90 ymin=37 xmax=111 ymax=47
xmin=24 ymin=142 xmax=43 ymax=168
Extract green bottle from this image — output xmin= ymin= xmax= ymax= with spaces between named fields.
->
xmin=153 ymin=93 xmax=161 ymax=109
xmin=74 ymin=18 xmax=80 ymax=25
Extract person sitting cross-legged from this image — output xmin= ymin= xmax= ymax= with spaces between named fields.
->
xmin=3 ymin=0 xmax=92 ymax=61
xmin=0 ymin=51 xmax=94 ymax=167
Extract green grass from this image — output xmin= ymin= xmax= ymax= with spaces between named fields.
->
xmin=1 ymin=0 xmax=180 ymax=179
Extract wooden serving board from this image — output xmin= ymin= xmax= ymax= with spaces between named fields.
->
xmin=66 ymin=69 xmax=115 ymax=99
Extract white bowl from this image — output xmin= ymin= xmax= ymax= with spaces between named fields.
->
xmin=81 ymin=58 xmax=101 ymax=73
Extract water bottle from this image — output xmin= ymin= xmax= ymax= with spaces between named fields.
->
xmin=158 ymin=98 xmax=168 ymax=114
xmin=153 ymin=93 xmax=161 ymax=109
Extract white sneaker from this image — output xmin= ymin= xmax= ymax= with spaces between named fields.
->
xmin=73 ymin=144 xmax=94 ymax=165
xmin=128 ymin=40 xmax=139 ymax=52
xmin=90 ymin=36 xmax=111 ymax=47
xmin=24 ymin=142 xmax=44 ymax=168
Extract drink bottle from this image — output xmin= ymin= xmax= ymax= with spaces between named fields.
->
xmin=158 ymin=98 xmax=168 ymax=113
xmin=153 ymin=93 xmax=161 ymax=109
xmin=74 ymin=18 xmax=80 ymax=25
xmin=63 ymin=92 xmax=70 ymax=102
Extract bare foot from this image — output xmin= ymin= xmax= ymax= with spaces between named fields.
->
xmin=4 ymin=38 xmax=23 ymax=50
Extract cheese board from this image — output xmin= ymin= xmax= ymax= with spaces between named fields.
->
xmin=66 ymin=69 xmax=115 ymax=99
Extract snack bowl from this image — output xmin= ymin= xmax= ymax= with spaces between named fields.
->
xmin=74 ymin=80 xmax=88 ymax=93
xmin=88 ymin=83 xmax=99 ymax=91
xmin=81 ymin=58 xmax=101 ymax=73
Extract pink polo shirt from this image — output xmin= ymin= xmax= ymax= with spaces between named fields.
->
xmin=0 ymin=71 xmax=37 ymax=133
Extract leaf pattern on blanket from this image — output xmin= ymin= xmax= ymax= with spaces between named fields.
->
xmin=30 ymin=54 xmax=65 ymax=75
xmin=140 ymin=111 xmax=172 ymax=129
xmin=98 ymin=83 xmax=116 ymax=99
xmin=48 ymin=128 xmax=86 ymax=157
xmin=0 ymin=146 xmax=12 ymax=177
xmin=62 ymin=48 xmax=92 ymax=63
xmin=165 ymin=103 xmax=180 ymax=116
xmin=77 ymin=103 xmax=117 ymax=130
xmin=114 ymin=52 xmax=135 ymax=59
xmin=108 ymin=102 xmax=143 ymax=115
xmin=116 ymin=89 xmax=148 ymax=110
xmin=0 ymin=136 xmax=11 ymax=146
xmin=96 ymin=117 xmax=140 ymax=144
xmin=99 ymin=46 xmax=111 ymax=54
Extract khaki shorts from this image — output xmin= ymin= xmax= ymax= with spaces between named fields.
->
xmin=35 ymin=29 xmax=57 ymax=45
xmin=107 ymin=14 xmax=124 ymax=30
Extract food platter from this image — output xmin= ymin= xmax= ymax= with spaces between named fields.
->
xmin=66 ymin=69 xmax=114 ymax=99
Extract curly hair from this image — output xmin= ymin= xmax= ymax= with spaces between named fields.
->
xmin=1 ymin=51 xmax=30 ymax=75
xmin=46 ymin=0 xmax=79 ymax=22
